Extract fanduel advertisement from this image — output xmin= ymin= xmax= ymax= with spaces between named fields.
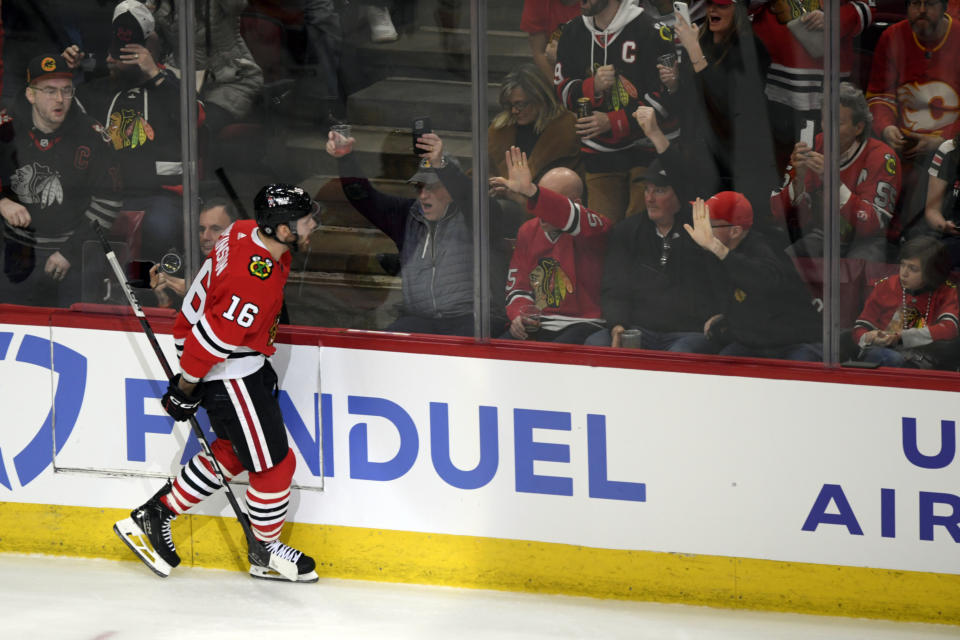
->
xmin=0 ymin=324 xmax=956 ymax=575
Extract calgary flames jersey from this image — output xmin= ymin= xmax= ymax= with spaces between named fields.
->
xmin=174 ymin=219 xmax=290 ymax=382
xmin=505 ymin=186 xmax=610 ymax=328
xmin=866 ymin=16 xmax=960 ymax=140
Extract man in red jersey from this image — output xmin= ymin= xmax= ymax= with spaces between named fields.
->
xmin=771 ymin=82 xmax=901 ymax=260
xmin=866 ymin=0 xmax=960 ymax=238
xmin=114 ymin=183 xmax=321 ymax=583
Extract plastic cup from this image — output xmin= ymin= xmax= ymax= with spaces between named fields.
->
xmin=331 ymin=124 xmax=352 ymax=149
xmin=620 ymin=329 xmax=643 ymax=349
xmin=657 ymin=53 xmax=678 ymax=69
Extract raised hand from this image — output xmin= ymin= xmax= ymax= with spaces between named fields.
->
xmin=490 ymin=146 xmax=537 ymax=199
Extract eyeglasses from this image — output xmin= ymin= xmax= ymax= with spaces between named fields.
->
xmin=710 ymin=223 xmax=734 ymax=228
xmin=506 ymin=100 xmax=531 ymax=112
xmin=30 ymin=86 xmax=75 ymax=99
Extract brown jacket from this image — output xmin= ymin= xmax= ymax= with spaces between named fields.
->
xmin=488 ymin=111 xmax=581 ymax=182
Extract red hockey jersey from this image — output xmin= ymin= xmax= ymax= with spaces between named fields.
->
xmin=174 ymin=219 xmax=290 ymax=382
xmin=505 ymin=186 xmax=610 ymax=328
xmin=752 ymin=1 xmax=872 ymax=112
xmin=866 ymin=16 xmax=960 ymax=140
xmin=853 ymin=275 xmax=960 ymax=345
xmin=771 ymin=134 xmax=901 ymax=243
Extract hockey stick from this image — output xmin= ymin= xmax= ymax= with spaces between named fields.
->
xmin=215 ymin=167 xmax=251 ymax=219
xmin=94 ymin=223 xmax=298 ymax=581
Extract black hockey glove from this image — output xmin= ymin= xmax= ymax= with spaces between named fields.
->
xmin=162 ymin=374 xmax=203 ymax=422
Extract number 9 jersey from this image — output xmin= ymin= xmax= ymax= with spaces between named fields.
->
xmin=173 ymin=219 xmax=291 ymax=383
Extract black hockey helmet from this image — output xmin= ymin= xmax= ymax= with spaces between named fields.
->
xmin=254 ymin=184 xmax=321 ymax=239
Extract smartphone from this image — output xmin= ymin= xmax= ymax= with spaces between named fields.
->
xmin=126 ymin=260 xmax=155 ymax=288
xmin=673 ymin=1 xmax=691 ymax=26
xmin=412 ymin=116 xmax=432 ymax=156
xmin=800 ymin=119 xmax=815 ymax=148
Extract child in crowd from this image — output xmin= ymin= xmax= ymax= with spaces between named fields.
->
xmin=852 ymin=237 xmax=960 ymax=368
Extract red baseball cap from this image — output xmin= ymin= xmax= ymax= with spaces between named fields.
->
xmin=706 ymin=191 xmax=753 ymax=229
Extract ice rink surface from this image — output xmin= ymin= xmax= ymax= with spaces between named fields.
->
xmin=0 ymin=553 xmax=956 ymax=640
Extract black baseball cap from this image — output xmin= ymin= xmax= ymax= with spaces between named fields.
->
xmin=646 ymin=158 xmax=673 ymax=188
xmin=408 ymin=155 xmax=461 ymax=186
xmin=110 ymin=0 xmax=156 ymax=58
xmin=26 ymin=54 xmax=73 ymax=84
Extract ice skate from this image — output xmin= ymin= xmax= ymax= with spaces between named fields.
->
xmin=113 ymin=481 xmax=180 ymax=578
xmin=249 ymin=539 xmax=318 ymax=583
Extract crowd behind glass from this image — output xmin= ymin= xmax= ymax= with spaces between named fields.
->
xmin=2 ymin=0 xmax=960 ymax=370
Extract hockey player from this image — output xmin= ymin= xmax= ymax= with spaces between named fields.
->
xmin=0 ymin=53 xmax=121 ymax=307
xmin=554 ymin=0 xmax=677 ymax=221
xmin=114 ymin=184 xmax=321 ymax=582
xmin=492 ymin=146 xmax=610 ymax=343
xmin=771 ymin=82 xmax=901 ymax=260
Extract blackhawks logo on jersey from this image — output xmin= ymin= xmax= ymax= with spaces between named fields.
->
xmin=529 ymin=257 xmax=573 ymax=309
xmin=249 ymin=255 xmax=274 ymax=280
xmin=108 ymin=107 xmax=155 ymax=150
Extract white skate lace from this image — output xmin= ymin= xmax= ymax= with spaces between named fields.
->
xmin=162 ymin=515 xmax=175 ymax=551
xmin=264 ymin=540 xmax=302 ymax=562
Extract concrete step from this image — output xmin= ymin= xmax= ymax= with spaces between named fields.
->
xmin=283 ymin=270 xmax=401 ymax=330
xmin=412 ymin=0 xmax=525 ymax=34
xmin=347 ymin=76 xmax=501 ymax=132
xmin=353 ymin=26 xmax=531 ymax=83
xmin=294 ymin=225 xmax=398 ymax=275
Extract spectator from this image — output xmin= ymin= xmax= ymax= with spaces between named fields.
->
xmin=866 ymin=0 xmax=960 ymax=241
xmin=772 ymin=82 xmax=901 ymax=261
xmin=150 ymin=196 xmax=239 ymax=307
xmin=851 ymin=236 xmax=960 ymax=368
xmin=149 ymin=0 xmax=265 ymax=135
xmin=521 ymin=0 xmax=581 ymax=82
xmin=923 ymin=133 xmax=960 ymax=268
xmin=492 ymin=147 xmax=609 ymax=343
xmin=554 ymin=0 xmax=676 ymax=223
xmin=585 ymin=156 xmax=719 ymax=351
xmin=673 ymin=0 xmax=779 ymax=225
xmin=327 ymin=129 xmax=516 ymax=336
xmin=752 ymin=1 xmax=874 ymax=171
xmin=684 ymin=191 xmax=823 ymax=360
xmin=68 ymin=1 xmax=190 ymax=262
xmin=488 ymin=64 xmax=580 ymax=185
xmin=0 ymin=54 xmax=121 ymax=307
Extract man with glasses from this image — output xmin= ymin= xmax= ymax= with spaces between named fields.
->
xmin=0 ymin=54 xmax=121 ymax=307
xmin=867 ymin=0 xmax=960 ymax=241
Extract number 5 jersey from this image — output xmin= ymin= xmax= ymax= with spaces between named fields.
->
xmin=174 ymin=219 xmax=290 ymax=382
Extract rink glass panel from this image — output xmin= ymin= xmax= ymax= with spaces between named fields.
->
xmin=3 ymin=2 xmax=904 ymax=369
